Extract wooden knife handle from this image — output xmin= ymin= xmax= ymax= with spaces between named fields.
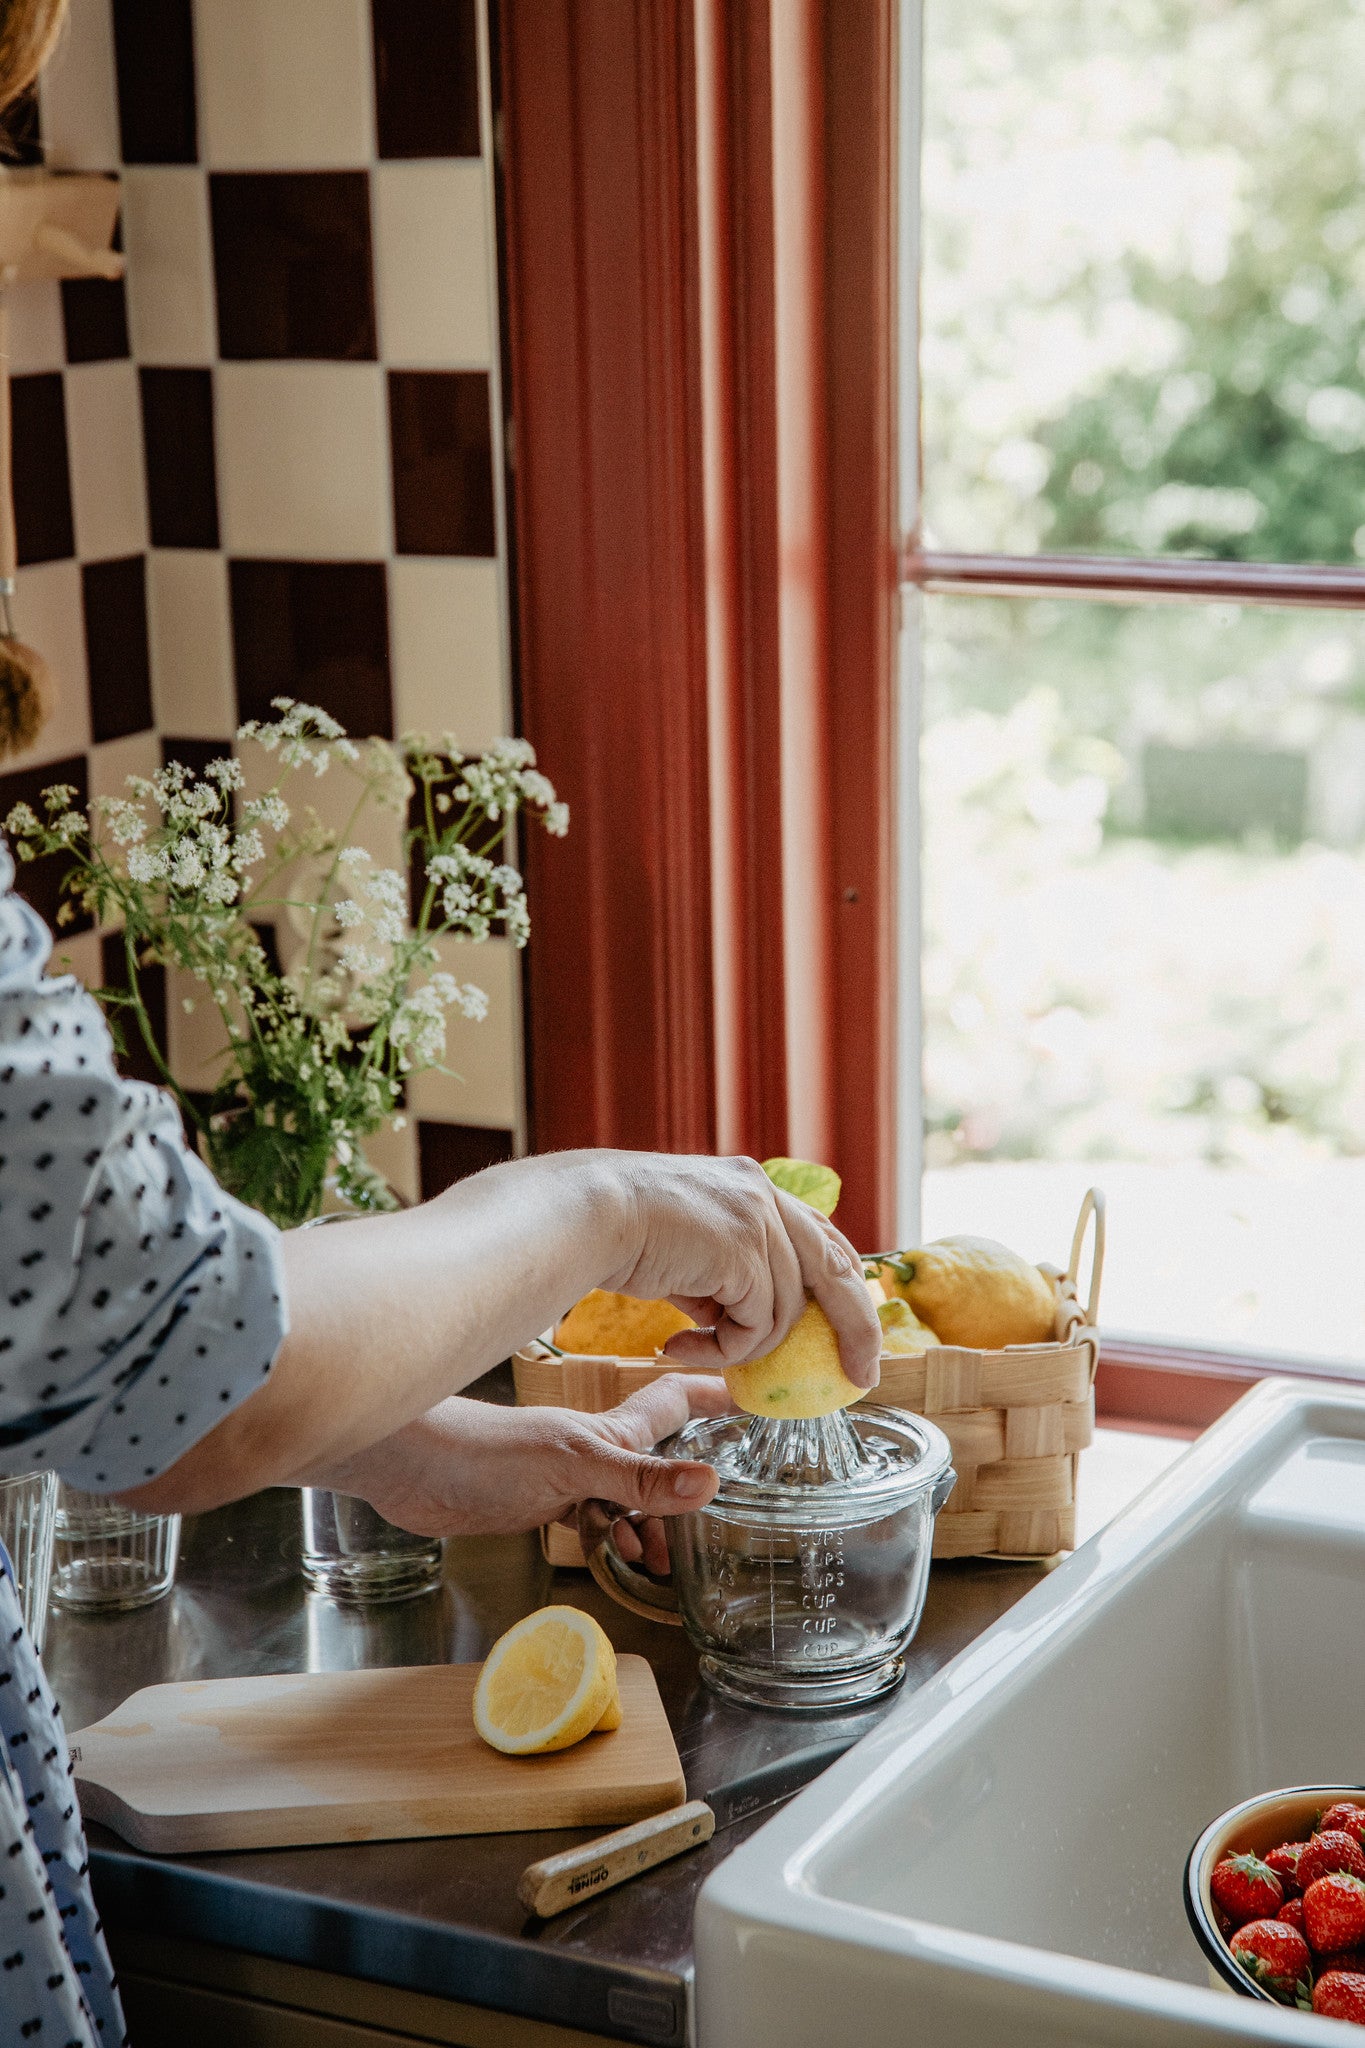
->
xmin=517 ymin=1800 xmax=715 ymax=1918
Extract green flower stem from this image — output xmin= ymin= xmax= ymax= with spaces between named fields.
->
xmin=122 ymin=929 xmax=205 ymax=1132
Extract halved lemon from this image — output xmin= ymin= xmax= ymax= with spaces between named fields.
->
xmin=473 ymin=1606 xmax=620 ymax=1756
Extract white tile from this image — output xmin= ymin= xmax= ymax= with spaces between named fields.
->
xmin=38 ymin=0 xmax=120 ymax=171
xmin=388 ymin=558 xmax=506 ymax=746
xmin=121 ymin=169 xmax=217 ymax=365
xmin=88 ymin=730 xmax=160 ymax=935
xmin=5 ymin=282 xmax=65 ymax=374
xmin=166 ymin=962 xmax=233 ymax=1093
xmin=363 ymin=1118 xmax=420 ymax=1207
xmin=216 ymin=363 xmax=389 ymax=559
xmin=373 ymin=163 xmax=492 ymax=368
xmin=194 ymin=0 xmax=373 ymax=169
xmin=46 ymin=927 xmax=101 ymax=990
xmin=88 ymin=728 xmax=160 ymax=808
xmin=406 ymin=934 xmax=521 ymax=1130
xmin=65 ymin=362 xmax=148 ymax=562
xmin=5 ymin=558 xmax=91 ymax=770
xmin=147 ymin=551 xmax=236 ymax=738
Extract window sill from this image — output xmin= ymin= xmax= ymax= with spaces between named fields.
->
xmin=1096 ymin=1332 xmax=1364 ymax=1436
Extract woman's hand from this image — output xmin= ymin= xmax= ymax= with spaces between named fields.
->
xmin=119 ymin=1148 xmax=878 ymax=1516
xmin=318 ymin=1372 xmax=731 ymax=1573
xmin=600 ymin=1152 xmax=881 ymax=1390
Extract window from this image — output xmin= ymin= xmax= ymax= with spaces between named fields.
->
xmin=906 ymin=0 xmax=1365 ymax=1367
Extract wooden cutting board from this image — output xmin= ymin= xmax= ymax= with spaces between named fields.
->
xmin=68 ymin=1655 xmax=684 ymax=1855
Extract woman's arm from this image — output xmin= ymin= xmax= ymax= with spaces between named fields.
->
xmin=120 ymin=1149 xmax=880 ymax=1515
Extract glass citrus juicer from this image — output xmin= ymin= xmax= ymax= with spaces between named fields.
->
xmin=589 ymin=1403 xmax=956 ymax=1711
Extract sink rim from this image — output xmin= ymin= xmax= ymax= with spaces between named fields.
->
xmin=696 ymin=1378 xmax=1365 ymax=2045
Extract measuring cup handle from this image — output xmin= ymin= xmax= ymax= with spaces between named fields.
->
xmin=587 ymin=1531 xmax=684 ymax=1627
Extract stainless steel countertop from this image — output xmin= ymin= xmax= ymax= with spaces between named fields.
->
xmin=42 ymin=1370 xmax=1046 ymax=2046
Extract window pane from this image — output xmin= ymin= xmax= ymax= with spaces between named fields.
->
xmin=921 ymin=0 xmax=1365 ymax=564
xmin=920 ymin=592 xmax=1365 ymax=1358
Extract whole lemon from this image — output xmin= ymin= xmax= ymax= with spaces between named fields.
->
xmin=879 ymin=1236 xmax=1055 ymax=1349
xmin=877 ymin=1297 xmax=937 ymax=1355
xmin=724 ymin=1296 xmax=866 ymax=1419
xmin=556 ymin=1290 xmax=694 ymax=1357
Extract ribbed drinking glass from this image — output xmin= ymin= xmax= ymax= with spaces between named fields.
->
xmin=0 ymin=1472 xmax=58 ymax=1651
xmin=52 ymin=1484 xmax=180 ymax=1611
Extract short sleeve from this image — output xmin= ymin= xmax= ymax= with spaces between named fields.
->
xmin=0 ymin=838 xmax=289 ymax=1491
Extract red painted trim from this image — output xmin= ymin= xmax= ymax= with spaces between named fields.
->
xmin=820 ymin=0 xmax=898 ymax=1250
xmin=695 ymin=0 xmax=897 ymax=1247
xmin=499 ymin=1 xmax=715 ymax=1154
xmin=500 ymin=1 xmax=897 ymax=1246
xmin=695 ymin=0 xmax=790 ymax=1158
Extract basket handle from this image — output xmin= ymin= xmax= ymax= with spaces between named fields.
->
xmin=1067 ymin=1187 xmax=1106 ymax=1327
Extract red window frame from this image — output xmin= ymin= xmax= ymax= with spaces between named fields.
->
xmin=494 ymin=0 xmax=1354 ymax=1432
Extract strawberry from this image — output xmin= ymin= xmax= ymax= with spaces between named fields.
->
xmin=1305 ymin=1874 xmax=1365 ymax=1955
xmin=1228 ymin=1919 xmax=1313 ymax=2006
xmin=1327 ymin=1949 xmax=1365 ymax=1973
xmin=1267 ymin=1841 xmax=1310 ymax=1895
xmin=1279 ymin=1896 xmax=1307 ymax=1936
xmin=1211 ymin=1853 xmax=1284 ymax=1928
xmin=1314 ymin=1971 xmax=1365 ymax=2024
xmin=1322 ymin=1805 xmax=1365 ymax=1848
xmin=1300 ymin=1831 xmax=1365 ymax=1890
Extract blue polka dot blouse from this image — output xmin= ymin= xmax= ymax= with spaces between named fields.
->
xmin=0 ymin=841 xmax=287 ymax=2045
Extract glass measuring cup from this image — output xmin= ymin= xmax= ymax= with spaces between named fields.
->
xmin=591 ymin=1406 xmax=955 ymax=1710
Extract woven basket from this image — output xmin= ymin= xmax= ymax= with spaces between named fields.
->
xmin=515 ymin=1188 xmax=1105 ymax=1565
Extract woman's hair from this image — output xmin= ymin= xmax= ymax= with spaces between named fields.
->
xmin=0 ymin=0 xmax=66 ymax=113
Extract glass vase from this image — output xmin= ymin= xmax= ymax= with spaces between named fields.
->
xmin=0 ymin=1473 xmax=57 ymax=1651
xmin=300 ymin=1488 xmax=444 ymax=1604
xmin=52 ymin=1484 xmax=180 ymax=1612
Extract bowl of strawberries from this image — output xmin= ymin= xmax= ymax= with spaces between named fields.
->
xmin=1186 ymin=1786 xmax=1365 ymax=2024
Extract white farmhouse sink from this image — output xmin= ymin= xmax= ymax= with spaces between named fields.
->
xmin=696 ymin=1381 xmax=1365 ymax=2047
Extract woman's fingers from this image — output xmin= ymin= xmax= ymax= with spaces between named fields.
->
xmin=775 ymin=1192 xmax=881 ymax=1388
xmin=564 ymin=1374 xmax=726 ymax=1527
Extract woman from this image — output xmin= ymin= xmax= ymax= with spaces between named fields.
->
xmin=0 ymin=16 xmax=879 ymax=2041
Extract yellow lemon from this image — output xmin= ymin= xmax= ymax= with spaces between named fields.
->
xmin=556 ymin=1289 xmax=694 ymax=1357
xmin=877 ymin=1296 xmax=937 ymax=1355
xmin=878 ymin=1236 xmax=1055 ymax=1349
xmin=473 ymin=1607 xmax=619 ymax=1756
xmin=724 ymin=1296 xmax=866 ymax=1420
xmin=594 ymin=1688 xmax=623 ymax=1732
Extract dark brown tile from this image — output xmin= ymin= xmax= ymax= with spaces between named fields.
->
xmin=61 ymin=276 xmax=130 ymax=363
xmin=371 ymin=0 xmax=480 ymax=159
xmin=229 ymin=560 xmax=392 ymax=737
xmin=112 ymin=0 xmax=198 ymax=164
xmin=62 ymin=212 xmax=129 ymax=363
xmin=0 ymin=752 xmax=91 ymax=933
xmin=11 ymin=373 xmax=73 ymax=566
xmin=210 ymin=173 xmax=376 ymax=361
xmin=140 ymin=368 xmax=219 ymax=548
xmin=388 ymin=371 xmax=495 ymax=556
xmin=100 ymin=927 xmax=168 ymax=1087
xmin=160 ymin=735 xmax=227 ymax=781
xmin=3 ymin=87 xmax=43 ymax=167
xmin=417 ymin=1121 xmax=513 ymax=1198
xmin=83 ymin=557 xmax=153 ymax=745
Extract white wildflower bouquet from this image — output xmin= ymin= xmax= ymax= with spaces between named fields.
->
xmin=4 ymin=700 xmax=567 ymax=1229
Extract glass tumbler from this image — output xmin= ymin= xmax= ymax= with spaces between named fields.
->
xmin=52 ymin=1485 xmax=180 ymax=1611
xmin=300 ymin=1488 xmax=444 ymax=1604
xmin=295 ymin=1211 xmax=444 ymax=1605
xmin=0 ymin=1472 xmax=57 ymax=1651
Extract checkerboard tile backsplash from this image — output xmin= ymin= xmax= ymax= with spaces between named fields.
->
xmin=0 ymin=0 xmax=520 ymax=1201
